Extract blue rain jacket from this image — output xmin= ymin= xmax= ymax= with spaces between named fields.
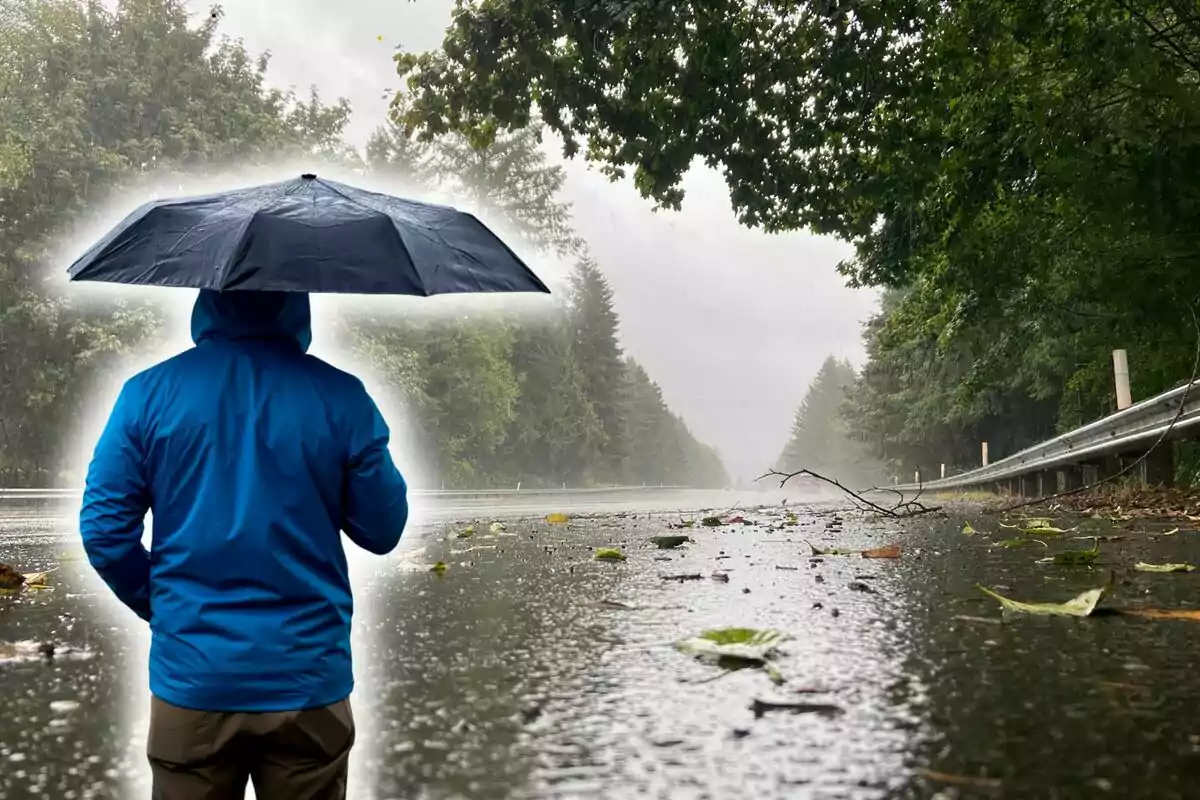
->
xmin=80 ymin=290 xmax=408 ymax=712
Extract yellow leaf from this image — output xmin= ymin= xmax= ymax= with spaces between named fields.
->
xmin=545 ymin=513 xmax=569 ymax=525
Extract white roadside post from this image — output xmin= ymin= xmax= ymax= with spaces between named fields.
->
xmin=1113 ymin=349 xmax=1133 ymax=410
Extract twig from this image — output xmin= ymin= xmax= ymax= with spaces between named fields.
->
xmin=756 ymin=468 xmax=941 ymax=518
xmin=993 ymin=302 xmax=1200 ymax=514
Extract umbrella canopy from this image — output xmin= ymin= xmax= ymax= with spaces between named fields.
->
xmin=67 ymin=174 xmax=550 ymax=296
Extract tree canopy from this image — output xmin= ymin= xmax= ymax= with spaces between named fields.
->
xmin=0 ymin=0 xmax=727 ymax=489
xmin=393 ymin=1 xmax=1200 ymax=482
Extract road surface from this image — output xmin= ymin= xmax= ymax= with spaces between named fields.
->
xmin=2 ymin=491 xmax=1199 ymax=799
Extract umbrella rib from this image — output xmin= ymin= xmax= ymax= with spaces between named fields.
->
xmin=315 ymin=179 xmax=432 ymax=296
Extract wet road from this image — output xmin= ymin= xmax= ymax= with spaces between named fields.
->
xmin=3 ymin=495 xmax=1200 ymax=798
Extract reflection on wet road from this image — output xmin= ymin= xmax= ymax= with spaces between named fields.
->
xmin=3 ymin=497 xmax=1200 ymax=798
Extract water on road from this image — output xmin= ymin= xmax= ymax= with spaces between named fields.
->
xmin=3 ymin=494 xmax=1200 ymax=799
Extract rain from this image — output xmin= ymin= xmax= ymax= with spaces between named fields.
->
xmin=3 ymin=2 xmax=1200 ymax=799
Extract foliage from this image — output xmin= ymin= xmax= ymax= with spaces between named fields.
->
xmin=775 ymin=355 xmax=882 ymax=487
xmin=362 ymin=120 xmax=726 ymax=488
xmin=0 ymin=0 xmax=349 ymax=484
xmin=394 ymin=1 xmax=1200 ymax=483
xmin=0 ymin=0 xmax=727 ymax=491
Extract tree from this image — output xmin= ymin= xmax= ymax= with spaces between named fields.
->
xmin=622 ymin=357 xmax=728 ymax=487
xmin=387 ymin=1 xmax=1200 ymax=482
xmin=776 ymin=356 xmax=882 ymax=488
xmin=0 ymin=0 xmax=350 ymax=484
xmin=567 ymin=258 xmax=630 ymax=481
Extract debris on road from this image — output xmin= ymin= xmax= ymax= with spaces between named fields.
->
xmin=594 ymin=547 xmax=627 ymax=562
xmin=661 ymin=573 xmax=704 ymax=582
xmin=676 ymin=628 xmax=788 ymax=684
xmin=0 ymin=563 xmax=55 ymax=594
xmin=977 ymin=573 xmax=1112 ymax=617
xmin=1036 ymin=538 xmax=1100 ymax=566
xmin=1133 ymin=562 xmax=1196 ymax=573
xmin=649 ymin=535 xmax=692 ymax=549
xmin=861 ymin=544 xmax=902 ymax=559
xmin=749 ymin=698 xmax=843 ymax=719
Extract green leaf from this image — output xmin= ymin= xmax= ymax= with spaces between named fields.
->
xmin=1037 ymin=538 xmax=1100 ymax=566
xmin=995 ymin=537 xmax=1044 ymax=549
xmin=976 ymin=575 xmax=1112 ymax=617
xmin=807 ymin=542 xmax=855 ymax=556
xmin=430 ymin=561 xmax=448 ymax=574
xmin=962 ymin=522 xmax=977 ymax=535
xmin=456 ymin=525 xmax=475 ymax=539
xmin=1134 ymin=562 xmax=1195 ymax=573
xmin=675 ymin=628 xmax=788 ymax=664
xmin=489 ymin=522 xmax=506 ymax=534
xmin=701 ymin=516 xmax=723 ymax=527
xmin=594 ymin=547 xmax=627 ymax=562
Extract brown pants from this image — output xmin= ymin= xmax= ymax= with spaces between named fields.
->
xmin=147 ymin=695 xmax=355 ymax=800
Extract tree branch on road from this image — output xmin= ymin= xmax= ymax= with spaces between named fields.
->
xmin=757 ymin=468 xmax=942 ymax=519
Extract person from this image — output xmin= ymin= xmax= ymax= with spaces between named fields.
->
xmin=80 ymin=290 xmax=409 ymax=800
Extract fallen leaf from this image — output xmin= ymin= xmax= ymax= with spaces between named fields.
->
xmin=807 ymin=542 xmax=854 ymax=556
xmin=0 ymin=563 xmax=24 ymax=592
xmin=456 ymin=525 xmax=475 ymax=539
xmin=1134 ymin=562 xmax=1195 ymax=573
xmin=545 ymin=513 xmax=570 ymax=525
xmin=21 ymin=570 xmax=54 ymax=589
xmin=962 ymin=522 xmax=977 ymax=535
xmin=676 ymin=628 xmax=787 ymax=671
xmin=700 ymin=516 xmax=723 ymax=527
xmin=594 ymin=547 xmax=627 ymax=562
xmin=429 ymin=561 xmax=447 ymax=574
xmin=917 ymin=769 xmax=1002 ymax=790
xmin=1037 ymin=538 xmax=1100 ymax=566
xmin=1118 ymin=608 xmax=1200 ymax=621
xmin=861 ymin=544 xmax=902 ymax=559
xmin=649 ymin=535 xmax=691 ymax=549
xmin=995 ymin=537 xmax=1043 ymax=549
xmin=1022 ymin=524 xmax=1074 ymax=535
xmin=489 ymin=522 xmax=506 ymax=534
xmin=977 ymin=574 xmax=1112 ymax=617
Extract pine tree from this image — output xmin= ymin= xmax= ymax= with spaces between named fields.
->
xmin=568 ymin=258 xmax=630 ymax=482
xmin=776 ymin=356 xmax=882 ymax=487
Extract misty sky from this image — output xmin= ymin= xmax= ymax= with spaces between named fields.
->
xmin=198 ymin=0 xmax=880 ymax=483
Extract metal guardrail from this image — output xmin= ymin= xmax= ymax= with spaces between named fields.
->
xmin=0 ymin=485 xmax=693 ymax=501
xmin=893 ymin=378 xmax=1200 ymax=492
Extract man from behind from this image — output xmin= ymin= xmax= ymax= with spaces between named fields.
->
xmin=80 ymin=290 xmax=409 ymax=800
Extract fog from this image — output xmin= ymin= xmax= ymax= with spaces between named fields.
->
xmin=199 ymin=0 xmax=880 ymax=484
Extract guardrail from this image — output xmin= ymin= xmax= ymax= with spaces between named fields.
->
xmin=0 ymin=485 xmax=693 ymax=501
xmin=892 ymin=378 xmax=1200 ymax=493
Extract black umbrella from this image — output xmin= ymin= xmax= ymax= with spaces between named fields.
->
xmin=68 ymin=174 xmax=549 ymax=296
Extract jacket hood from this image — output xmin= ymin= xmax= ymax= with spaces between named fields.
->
xmin=191 ymin=290 xmax=312 ymax=352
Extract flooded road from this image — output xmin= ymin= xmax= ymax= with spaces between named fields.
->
xmin=3 ymin=495 xmax=1200 ymax=798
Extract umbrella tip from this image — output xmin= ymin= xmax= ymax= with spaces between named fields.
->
xmin=300 ymin=173 xmax=317 ymax=180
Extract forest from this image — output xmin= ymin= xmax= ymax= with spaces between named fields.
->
xmin=395 ymin=0 xmax=1200 ymax=485
xmin=0 ymin=0 xmax=729 ymax=490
